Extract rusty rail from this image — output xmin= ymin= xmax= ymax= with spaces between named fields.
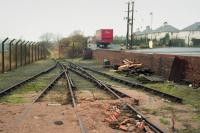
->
xmin=81 ymin=66 xmax=183 ymax=103
xmin=59 ymin=63 xmax=88 ymax=133
xmin=32 ymin=71 xmax=63 ymax=103
xmin=67 ymin=62 xmax=165 ymax=133
xmin=0 ymin=63 xmax=57 ymax=97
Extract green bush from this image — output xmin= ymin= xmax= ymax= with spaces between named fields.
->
xmin=192 ymin=38 xmax=200 ymax=46
xmin=170 ymin=39 xmax=185 ymax=47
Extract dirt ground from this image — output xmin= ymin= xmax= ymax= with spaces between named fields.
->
xmin=0 ymin=102 xmax=81 ymax=133
xmin=111 ymin=84 xmax=200 ymax=132
xmin=0 ymin=98 xmax=148 ymax=133
xmin=1 ymin=59 xmax=200 ymax=133
xmin=0 ymin=86 xmax=199 ymax=133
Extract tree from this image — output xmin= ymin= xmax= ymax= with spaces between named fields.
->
xmin=159 ymin=33 xmax=170 ymax=46
xmin=39 ymin=32 xmax=56 ymax=43
xmin=59 ymin=31 xmax=87 ymax=58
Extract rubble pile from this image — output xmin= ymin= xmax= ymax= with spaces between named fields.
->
xmin=102 ymin=103 xmax=154 ymax=133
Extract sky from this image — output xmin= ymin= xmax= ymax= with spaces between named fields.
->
xmin=0 ymin=0 xmax=199 ymax=41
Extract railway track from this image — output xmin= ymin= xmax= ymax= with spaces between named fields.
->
xmin=63 ymin=62 xmax=165 ymax=133
xmin=0 ymin=62 xmax=58 ymax=97
xmin=79 ymin=65 xmax=183 ymax=103
xmin=59 ymin=63 xmax=88 ymax=133
xmin=11 ymin=63 xmax=88 ymax=133
xmin=32 ymin=71 xmax=64 ymax=103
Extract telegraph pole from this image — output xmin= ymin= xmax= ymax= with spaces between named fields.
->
xmin=130 ymin=1 xmax=135 ymax=48
xmin=126 ymin=2 xmax=130 ymax=49
xmin=150 ymin=12 xmax=153 ymax=40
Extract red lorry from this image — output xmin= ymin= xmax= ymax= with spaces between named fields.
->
xmin=96 ymin=29 xmax=113 ymax=48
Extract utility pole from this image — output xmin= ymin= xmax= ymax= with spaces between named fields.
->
xmin=150 ymin=12 xmax=153 ymax=40
xmin=130 ymin=1 xmax=135 ymax=48
xmin=126 ymin=2 xmax=130 ymax=49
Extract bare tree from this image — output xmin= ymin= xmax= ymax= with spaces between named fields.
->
xmin=39 ymin=32 xmax=56 ymax=43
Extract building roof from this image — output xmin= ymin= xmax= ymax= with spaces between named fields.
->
xmin=136 ymin=26 xmax=152 ymax=35
xmin=182 ymin=22 xmax=200 ymax=31
xmin=135 ymin=30 xmax=142 ymax=35
xmin=153 ymin=22 xmax=179 ymax=33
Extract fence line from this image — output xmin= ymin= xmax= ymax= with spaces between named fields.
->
xmin=1 ymin=37 xmax=47 ymax=73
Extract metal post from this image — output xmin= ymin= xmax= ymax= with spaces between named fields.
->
xmin=9 ymin=39 xmax=15 ymax=71
xmin=44 ymin=44 xmax=46 ymax=59
xmin=25 ymin=41 xmax=30 ymax=65
xmin=31 ymin=42 xmax=34 ymax=63
xmin=126 ymin=2 xmax=130 ymax=49
xmin=1 ymin=37 xmax=9 ymax=73
xmin=15 ymin=40 xmax=21 ymax=69
xmin=38 ymin=44 xmax=40 ymax=60
xmin=24 ymin=43 xmax=27 ymax=65
xmin=43 ymin=44 xmax=45 ymax=59
xmin=59 ymin=45 xmax=60 ymax=59
xmin=20 ymin=41 xmax=25 ymax=67
xmin=130 ymin=1 xmax=135 ymax=48
xmin=35 ymin=43 xmax=37 ymax=61
xmin=28 ymin=42 xmax=32 ymax=64
xmin=40 ymin=44 xmax=42 ymax=59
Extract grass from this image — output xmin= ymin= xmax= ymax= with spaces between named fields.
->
xmin=67 ymin=58 xmax=200 ymax=110
xmin=145 ymin=83 xmax=200 ymax=110
xmin=159 ymin=117 xmax=170 ymax=125
xmin=0 ymin=68 xmax=60 ymax=104
xmin=0 ymin=94 xmax=27 ymax=104
xmin=0 ymin=59 xmax=55 ymax=91
xmin=178 ymin=128 xmax=200 ymax=133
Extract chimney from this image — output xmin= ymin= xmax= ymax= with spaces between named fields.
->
xmin=146 ymin=26 xmax=150 ymax=30
xmin=163 ymin=22 xmax=168 ymax=26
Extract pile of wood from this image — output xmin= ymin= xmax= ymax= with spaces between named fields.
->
xmin=115 ymin=59 xmax=153 ymax=76
xmin=118 ymin=59 xmax=142 ymax=71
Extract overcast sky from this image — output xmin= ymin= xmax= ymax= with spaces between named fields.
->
xmin=0 ymin=0 xmax=199 ymax=41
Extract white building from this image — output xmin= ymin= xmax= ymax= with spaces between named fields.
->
xmin=135 ymin=22 xmax=200 ymax=46
xmin=135 ymin=26 xmax=152 ymax=40
xmin=151 ymin=22 xmax=179 ymax=40
xmin=178 ymin=22 xmax=200 ymax=46
xmin=135 ymin=22 xmax=179 ymax=41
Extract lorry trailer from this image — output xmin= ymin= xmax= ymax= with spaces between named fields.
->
xmin=96 ymin=29 xmax=113 ymax=48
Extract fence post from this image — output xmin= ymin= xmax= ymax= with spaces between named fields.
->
xmin=32 ymin=42 xmax=34 ymax=63
xmin=28 ymin=42 xmax=32 ymax=64
xmin=25 ymin=41 xmax=30 ymax=65
xmin=35 ymin=43 xmax=37 ymax=61
xmin=44 ymin=45 xmax=46 ymax=59
xmin=1 ymin=37 xmax=9 ymax=73
xmin=38 ymin=44 xmax=40 ymax=60
xmin=24 ymin=43 xmax=27 ymax=65
xmin=20 ymin=41 xmax=25 ymax=67
xmin=15 ymin=40 xmax=21 ymax=69
xmin=9 ymin=39 xmax=15 ymax=71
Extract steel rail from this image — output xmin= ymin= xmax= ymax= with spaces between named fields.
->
xmin=0 ymin=63 xmax=58 ymax=97
xmin=59 ymin=63 xmax=88 ymax=133
xmin=32 ymin=71 xmax=64 ymax=103
xmin=69 ymin=66 xmax=130 ymax=99
xmin=81 ymin=66 xmax=183 ymax=103
xmin=67 ymin=62 xmax=165 ymax=133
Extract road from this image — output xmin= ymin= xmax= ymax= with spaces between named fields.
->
xmin=128 ymin=47 xmax=200 ymax=56
xmin=88 ymin=43 xmax=200 ymax=57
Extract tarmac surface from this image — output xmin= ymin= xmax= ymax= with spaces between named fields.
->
xmin=88 ymin=43 xmax=200 ymax=57
xmin=128 ymin=47 xmax=200 ymax=57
